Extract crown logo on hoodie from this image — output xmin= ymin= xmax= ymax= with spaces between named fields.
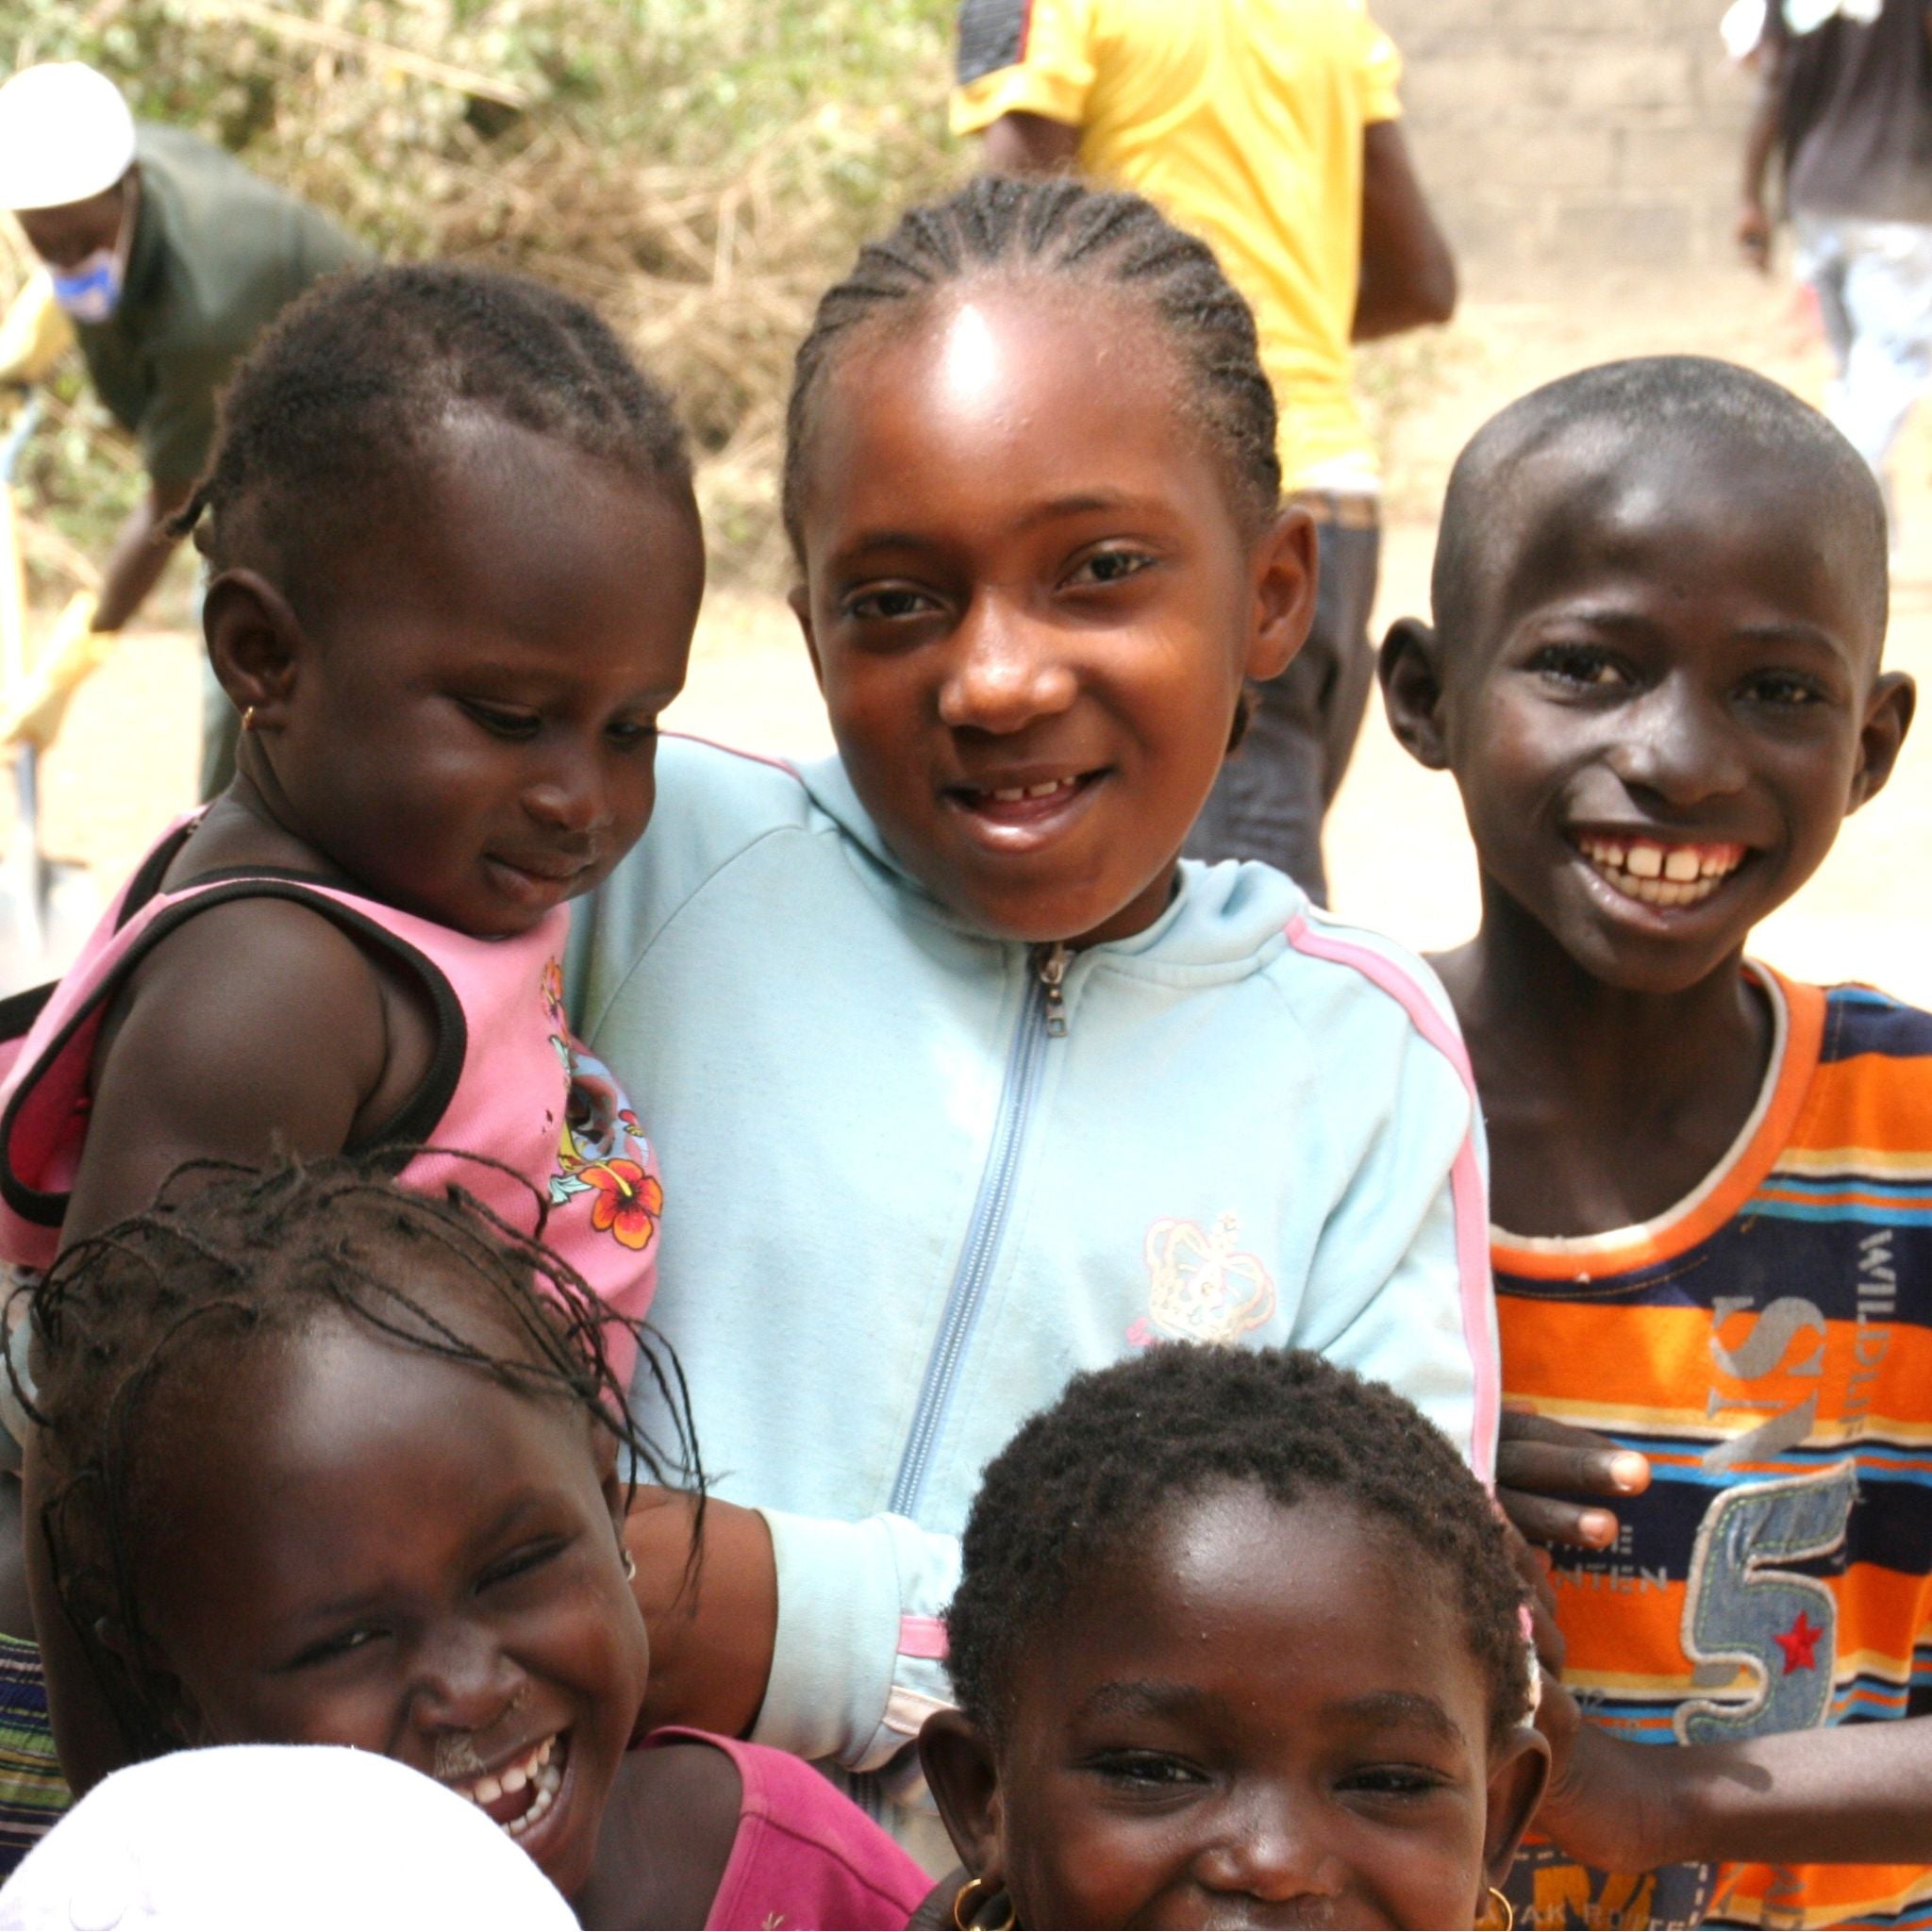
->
xmin=1128 ymin=1212 xmax=1276 ymax=1348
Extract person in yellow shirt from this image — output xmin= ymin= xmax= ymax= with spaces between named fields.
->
xmin=952 ymin=0 xmax=1455 ymax=903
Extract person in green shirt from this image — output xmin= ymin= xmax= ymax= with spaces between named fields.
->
xmin=0 ymin=61 xmax=366 ymax=793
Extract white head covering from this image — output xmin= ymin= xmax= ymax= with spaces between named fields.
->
xmin=0 ymin=1745 xmax=580 ymax=1931
xmin=0 ymin=64 xmax=138 ymax=213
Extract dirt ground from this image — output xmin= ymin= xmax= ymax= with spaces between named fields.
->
xmin=14 ymin=269 xmax=1932 ymax=1003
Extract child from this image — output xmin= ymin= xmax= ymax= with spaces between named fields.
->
xmin=565 ymin=175 xmax=1502 ymax=1850
xmin=0 ymin=262 xmax=705 ymax=1847
xmin=15 ymin=1156 xmax=931 ymax=1930
xmin=916 ymin=1343 xmax=1548 ymax=1930
xmin=1380 ymin=356 xmax=1931 ymax=1928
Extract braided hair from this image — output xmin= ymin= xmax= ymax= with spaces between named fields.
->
xmin=782 ymin=175 xmax=1282 ymax=554
xmin=174 ymin=263 xmax=694 ymax=619
xmin=946 ymin=1344 xmax=1532 ymax=1749
xmin=15 ymin=1152 xmax=699 ymax=1758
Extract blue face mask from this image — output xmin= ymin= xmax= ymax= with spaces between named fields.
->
xmin=50 ymin=248 xmax=124 ymax=325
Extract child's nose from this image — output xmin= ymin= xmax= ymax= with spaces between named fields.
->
xmin=1609 ymin=684 xmax=1750 ymax=806
xmin=406 ymin=1622 xmax=524 ymax=1737
xmin=524 ymin=763 xmax=613 ymax=836
xmin=937 ymin=599 xmax=1077 ymax=734
xmin=1190 ymin=1791 xmax=1345 ymax=1905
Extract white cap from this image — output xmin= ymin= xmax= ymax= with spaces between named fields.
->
xmin=0 ymin=1744 xmax=582 ymax=1930
xmin=0 ymin=64 xmax=137 ymax=213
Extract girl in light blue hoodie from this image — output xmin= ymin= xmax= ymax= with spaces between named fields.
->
xmin=569 ymin=177 xmax=1498 ymax=1856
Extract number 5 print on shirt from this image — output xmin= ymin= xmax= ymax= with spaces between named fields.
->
xmin=1674 ymin=1461 xmax=1857 ymax=1744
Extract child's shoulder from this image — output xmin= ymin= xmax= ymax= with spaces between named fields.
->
xmin=1260 ymin=900 xmax=1470 ymax=1084
xmin=1808 ymin=973 xmax=1932 ymax=1069
xmin=627 ymin=1730 xmax=929 ymax=1932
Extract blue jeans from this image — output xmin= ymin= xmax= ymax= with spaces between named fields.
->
xmin=1792 ymin=209 xmax=1932 ymax=530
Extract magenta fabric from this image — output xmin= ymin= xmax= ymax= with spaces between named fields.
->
xmin=0 ymin=818 xmax=659 ymax=1380
xmin=642 ymin=1728 xmax=932 ymax=1931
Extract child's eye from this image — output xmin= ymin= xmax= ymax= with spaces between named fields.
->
xmin=1338 ymin=1764 xmax=1452 ymax=1800
xmin=478 ymin=1538 xmax=566 ymax=1591
xmin=1088 ymin=1749 xmax=1208 ymax=1790
xmin=604 ymin=718 xmax=658 ymax=750
xmin=1740 ymin=671 xmax=1825 ymax=707
xmin=288 ymin=1625 xmax=385 ymax=1671
xmin=1526 ymin=643 xmax=1629 ymax=690
xmin=845 ymin=587 xmax=939 ymax=623
xmin=460 ymin=699 xmax=541 ymax=739
xmin=1066 ymin=547 xmax=1156 ymax=589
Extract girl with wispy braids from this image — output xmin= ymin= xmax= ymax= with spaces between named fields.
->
xmin=10 ymin=1156 xmax=927 ymax=1928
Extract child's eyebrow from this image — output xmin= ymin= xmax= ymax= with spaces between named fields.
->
xmin=1324 ymin=1690 xmax=1465 ymax=1745
xmin=1072 ymin=1678 xmax=1220 ymax=1724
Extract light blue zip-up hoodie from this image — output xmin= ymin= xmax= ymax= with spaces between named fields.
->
xmin=568 ymin=735 xmax=1498 ymax=1815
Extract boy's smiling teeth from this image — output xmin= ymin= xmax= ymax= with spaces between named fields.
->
xmin=445 ymin=1731 xmax=565 ymax=1839
xmin=1576 ymin=835 xmax=1748 ymax=908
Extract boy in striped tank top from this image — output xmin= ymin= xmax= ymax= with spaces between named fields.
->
xmin=1382 ymin=357 xmax=1928 ymax=1928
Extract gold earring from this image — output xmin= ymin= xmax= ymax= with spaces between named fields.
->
xmin=952 ymin=1875 xmax=1016 ymax=1931
xmin=241 ymin=704 xmax=257 ymax=732
xmin=1479 ymin=1885 xmax=1514 ymax=1932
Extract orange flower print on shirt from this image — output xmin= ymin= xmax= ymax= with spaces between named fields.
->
xmin=579 ymin=1159 xmax=663 ymax=1253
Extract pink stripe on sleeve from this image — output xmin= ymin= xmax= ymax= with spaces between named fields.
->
xmin=898 ymin=1614 xmax=950 ymax=1660
xmin=1284 ymin=915 xmax=1500 ymax=1483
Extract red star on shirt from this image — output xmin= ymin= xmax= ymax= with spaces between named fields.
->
xmin=1774 ymin=1610 xmax=1824 ymax=1674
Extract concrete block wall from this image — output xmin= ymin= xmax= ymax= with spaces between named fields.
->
xmin=1373 ymin=0 xmax=1757 ymax=283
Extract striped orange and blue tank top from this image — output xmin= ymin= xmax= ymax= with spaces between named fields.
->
xmin=1497 ymin=967 xmax=1932 ymax=1930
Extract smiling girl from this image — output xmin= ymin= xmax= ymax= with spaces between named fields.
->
xmin=12 ymin=1158 xmax=929 ymax=1929
xmin=0 ymin=262 xmax=706 ymax=1844
xmin=568 ymin=176 xmax=1501 ymax=1851
xmin=920 ymin=1345 xmax=1548 ymax=1930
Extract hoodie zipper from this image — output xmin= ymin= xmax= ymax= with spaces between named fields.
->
xmin=887 ymin=942 xmax=1072 ymax=1518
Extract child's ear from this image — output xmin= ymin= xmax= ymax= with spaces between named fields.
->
xmin=919 ymin=1708 xmax=1008 ymax=1895
xmin=1243 ymin=503 xmax=1320 ymax=683
xmin=202 ymin=569 xmax=306 ymax=727
xmin=1849 ymin=669 xmax=1915 ymax=813
xmin=92 ymin=1610 xmax=206 ymax=1750
xmin=788 ymin=583 xmax=826 ymax=695
xmin=1479 ymin=1724 xmax=1552 ymax=1901
xmin=1379 ymin=617 xmax=1453 ymax=772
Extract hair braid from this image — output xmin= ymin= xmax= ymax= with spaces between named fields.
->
xmin=781 ymin=175 xmax=1281 ymax=553
xmin=16 ymin=1151 xmax=700 ymax=1759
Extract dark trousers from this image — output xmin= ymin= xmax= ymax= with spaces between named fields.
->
xmin=1183 ymin=514 xmax=1381 ymax=906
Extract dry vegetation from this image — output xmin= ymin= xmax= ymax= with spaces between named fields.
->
xmin=4 ymin=0 xmax=967 ymax=589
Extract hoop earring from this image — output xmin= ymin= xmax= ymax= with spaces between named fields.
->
xmin=952 ymin=1875 xmax=1016 ymax=1931
xmin=1479 ymin=1885 xmax=1514 ymax=1932
xmin=621 ymin=1547 xmax=637 ymax=1581
xmin=241 ymin=704 xmax=258 ymax=732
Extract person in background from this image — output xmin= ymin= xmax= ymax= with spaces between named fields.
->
xmin=0 ymin=61 xmax=366 ymax=795
xmin=951 ymin=0 xmax=1456 ymax=904
xmin=1739 ymin=0 xmax=1932 ymax=553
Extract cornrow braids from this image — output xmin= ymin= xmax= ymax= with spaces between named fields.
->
xmin=945 ymin=1344 xmax=1532 ymax=1750
xmin=14 ymin=1151 xmax=700 ymax=1759
xmin=174 ymin=263 xmax=694 ymax=619
xmin=781 ymin=175 xmax=1281 ymax=554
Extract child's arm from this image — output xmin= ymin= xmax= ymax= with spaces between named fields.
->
xmin=1535 ymin=1677 xmax=1932 ymax=1870
xmin=59 ymin=899 xmax=403 ymax=1242
xmin=623 ymin=1484 xmax=960 ymax=1780
xmin=30 ymin=899 xmax=407 ymax=1791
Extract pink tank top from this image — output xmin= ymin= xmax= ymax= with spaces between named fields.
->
xmin=0 ymin=820 xmax=659 ymax=1384
xmin=641 ymin=1728 xmax=932 ymax=1931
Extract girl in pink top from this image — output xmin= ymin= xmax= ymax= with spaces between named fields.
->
xmin=17 ymin=1157 xmax=929 ymax=1931
xmin=0 ymin=262 xmax=703 ymax=1816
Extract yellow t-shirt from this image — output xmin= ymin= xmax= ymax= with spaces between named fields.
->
xmin=951 ymin=0 xmax=1402 ymax=489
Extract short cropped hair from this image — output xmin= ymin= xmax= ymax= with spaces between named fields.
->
xmin=945 ymin=1343 xmax=1532 ymax=1748
xmin=1433 ymin=355 xmax=1888 ymax=648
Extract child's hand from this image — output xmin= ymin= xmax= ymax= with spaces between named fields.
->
xmin=1531 ymin=1682 xmax=1673 ymax=1876
xmin=1497 ymin=1406 xmax=1651 ymax=1550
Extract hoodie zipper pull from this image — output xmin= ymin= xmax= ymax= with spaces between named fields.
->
xmin=1036 ymin=941 xmax=1071 ymax=1038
